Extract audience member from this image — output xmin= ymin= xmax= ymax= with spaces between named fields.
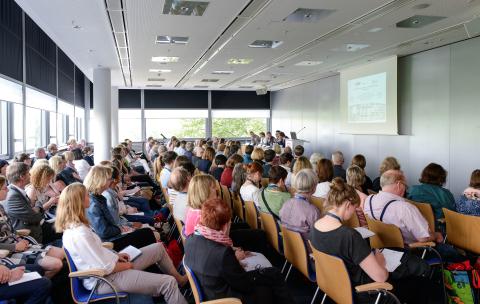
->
xmin=371 ymin=157 xmax=401 ymax=193
xmin=160 ymin=151 xmax=177 ymax=189
xmin=0 ymin=160 xmax=8 ymax=177
xmin=184 ymin=142 xmax=194 ymax=162
xmin=32 ymin=147 xmax=47 ymax=166
xmin=49 ymin=155 xmax=81 ymax=185
xmin=331 ymin=151 xmax=346 ymax=181
xmin=351 ymin=154 xmax=373 ymax=193
xmin=279 ymin=153 xmax=293 ymax=188
xmin=292 ymin=156 xmax=312 ymax=176
xmin=47 ymin=143 xmax=58 ymax=159
xmin=220 ymin=154 xmax=243 ymax=189
xmin=82 ymin=146 xmax=94 ymax=166
xmin=243 ymin=145 xmax=254 ymax=164
xmin=239 ymin=162 xmax=263 ymax=203
xmin=346 ymin=165 xmax=368 ymax=227
xmin=168 ymin=167 xmax=191 ymax=222
xmin=210 ymin=154 xmax=227 ymax=182
xmin=197 ymin=147 xmax=215 ymax=174
xmin=313 ymin=158 xmax=334 ymax=198
xmin=184 ymin=175 xmax=217 ymax=236
xmin=14 ymin=153 xmax=32 ymax=167
xmin=72 ymin=148 xmax=91 ymax=180
xmin=262 ymin=149 xmax=275 ymax=178
xmin=250 ymin=131 xmax=261 ymax=146
xmin=257 ymin=166 xmax=290 ymax=219
xmin=309 ymin=152 xmax=324 ymax=175
xmin=456 ymin=169 xmax=480 ymax=216
xmin=25 ymin=164 xmax=60 ymax=221
xmin=250 ymin=148 xmax=265 ymax=165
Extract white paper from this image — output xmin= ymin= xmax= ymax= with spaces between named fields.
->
xmin=240 ymin=252 xmax=272 ymax=272
xmin=381 ymin=249 xmax=404 ymax=272
xmin=131 ymin=212 xmax=144 ymax=216
xmin=124 ymin=187 xmax=141 ymax=196
xmin=119 ymin=245 xmax=142 ymax=261
xmin=8 ymin=271 xmax=42 ymax=286
xmin=354 ymin=227 xmax=375 ymax=239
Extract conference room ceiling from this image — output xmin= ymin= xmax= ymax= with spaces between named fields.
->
xmin=15 ymin=0 xmax=480 ymax=91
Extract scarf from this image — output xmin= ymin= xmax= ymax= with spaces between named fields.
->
xmin=195 ymin=224 xmax=233 ymax=247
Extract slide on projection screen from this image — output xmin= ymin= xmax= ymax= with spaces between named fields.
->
xmin=339 ymin=56 xmax=398 ymax=135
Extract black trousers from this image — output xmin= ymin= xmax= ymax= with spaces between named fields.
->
xmin=112 ymin=228 xmax=157 ymax=251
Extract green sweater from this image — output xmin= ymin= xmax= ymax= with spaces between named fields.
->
xmin=407 ymin=183 xmax=456 ymax=220
xmin=258 ymin=186 xmax=291 ymax=218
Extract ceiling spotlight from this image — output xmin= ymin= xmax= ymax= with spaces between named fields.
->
xmin=368 ymin=27 xmax=383 ymax=33
xmin=151 ymin=56 xmax=179 ymax=63
xmin=227 ymin=58 xmax=253 ymax=65
xmin=149 ymin=69 xmax=172 ymax=73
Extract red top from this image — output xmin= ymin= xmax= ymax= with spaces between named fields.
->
xmin=220 ymin=167 xmax=233 ymax=188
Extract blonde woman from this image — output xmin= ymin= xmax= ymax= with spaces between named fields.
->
xmin=184 ymin=174 xmax=217 ymax=236
xmin=26 ymin=164 xmax=60 ymax=216
xmin=292 ymin=156 xmax=313 ymax=176
xmin=49 ymin=155 xmax=81 ymax=185
xmin=372 ymin=156 xmax=401 ymax=192
xmin=250 ymin=148 xmax=265 ymax=165
xmin=346 ymin=165 xmax=368 ymax=227
xmin=56 ymin=183 xmax=187 ymax=303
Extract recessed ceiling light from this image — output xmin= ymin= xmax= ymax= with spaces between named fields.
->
xmin=147 ymin=78 xmax=166 ymax=81
xmin=194 ymin=85 xmax=209 ymax=88
xmin=162 ymin=0 xmax=209 ymax=16
xmin=201 ymin=79 xmax=219 ymax=82
xmin=239 ymin=86 xmax=254 ymax=89
xmin=368 ymin=27 xmax=383 ymax=33
xmin=412 ymin=3 xmax=430 ymax=10
xmin=227 ymin=58 xmax=253 ymax=65
xmin=146 ymin=85 xmax=162 ymax=87
xmin=248 ymin=40 xmax=283 ymax=49
xmin=396 ymin=15 xmax=446 ymax=29
xmin=252 ymin=80 xmax=271 ymax=83
xmin=152 ymin=56 xmax=179 ymax=63
xmin=149 ymin=69 xmax=172 ymax=73
xmin=345 ymin=43 xmax=370 ymax=52
xmin=212 ymin=70 xmax=234 ymax=75
xmin=284 ymin=8 xmax=336 ymax=23
xmin=295 ymin=61 xmax=323 ymax=66
xmin=155 ymin=35 xmax=189 ymax=45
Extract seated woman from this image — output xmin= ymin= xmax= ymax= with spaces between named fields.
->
xmin=185 ymin=175 xmax=218 ymax=236
xmin=168 ymin=167 xmax=191 ymax=223
xmin=72 ymin=148 xmax=91 ymax=181
xmin=346 ymin=165 xmax=368 ymax=227
xmin=84 ymin=165 xmax=157 ymax=251
xmin=279 ymin=169 xmax=321 ymax=242
xmin=257 ymin=166 xmax=291 ymax=219
xmin=292 ymin=156 xmax=312 ymax=178
xmin=220 ymin=154 xmax=243 ymax=189
xmin=351 ymin=154 xmax=373 ymax=193
xmin=56 ymin=183 xmax=187 ymax=304
xmin=311 ymin=178 xmax=441 ymax=304
xmin=184 ymin=198 xmax=294 ymax=304
xmin=239 ymin=162 xmax=263 ymax=203
xmin=0 ymin=175 xmax=63 ymax=279
xmin=26 ymin=164 xmax=61 ymax=220
xmin=49 ymin=155 xmax=81 ymax=186
xmin=82 ymin=146 xmax=95 ymax=166
xmin=371 ymin=157 xmax=401 ymax=193
xmin=408 ymin=163 xmax=455 ymax=223
xmin=313 ymin=159 xmax=334 ymax=199
xmin=457 ymin=169 xmax=480 ymax=216
xmin=197 ymin=147 xmax=215 ymax=174
xmin=63 ymin=151 xmax=82 ymax=180
xmin=250 ymin=148 xmax=265 ymax=165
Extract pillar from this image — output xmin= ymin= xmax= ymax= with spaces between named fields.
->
xmin=92 ymin=68 xmax=111 ymax=164
xmin=111 ymin=86 xmax=119 ymax=145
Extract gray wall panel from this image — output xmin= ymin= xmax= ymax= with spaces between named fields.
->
xmin=271 ymin=36 xmax=480 ymax=197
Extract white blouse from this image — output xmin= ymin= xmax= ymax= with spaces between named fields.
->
xmin=240 ymin=182 xmax=261 ymax=203
xmin=62 ymin=224 xmax=118 ymax=290
xmin=73 ymin=159 xmax=91 ymax=181
xmin=313 ymin=181 xmax=331 ymax=198
xmin=172 ymin=192 xmax=188 ymax=223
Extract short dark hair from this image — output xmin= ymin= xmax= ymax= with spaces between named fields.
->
xmin=469 ymin=169 xmax=480 ymax=189
xmin=351 ymin=154 xmax=366 ymax=169
xmin=214 ymin=154 xmax=227 ymax=166
xmin=245 ymin=145 xmax=254 ymax=155
xmin=180 ymin=162 xmax=196 ymax=176
xmin=294 ymin=145 xmax=304 ymax=157
xmin=72 ymin=148 xmax=83 ymax=160
xmin=163 ymin=151 xmax=177 ymax=165
xmin=173 ymin=155 xmax=190 ymax=169
xmin=419 ymin=163 xmax=447 ymax=186
xmin=14 ymin=153 xmax=30 ymax=163
xmin=279 ymin=153 xmax=293 ymax=165
xmin=264 ymin=149 xmax=275 ymax=162
xmin=269 ymin=165 xmax=288 ymax=184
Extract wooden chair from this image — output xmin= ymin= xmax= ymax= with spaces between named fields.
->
xmin=261 ymin=178 xmax=269 ymax=188
xmin=443 ymin=208 xmax=480 ymax=254
xmin=280 ymin=225 xmax=315 ymax=282
xmin=173 ymin=216 xmax=186 ymax=246
xmin=259 ymin=211 xmax=282 ymax=254
xmin=231 ymin=193 xmax=244 ymax=222
xmin=344 ymin=212 xmax=360 ymax=229
xmin=183 ymin=258 xmax=242 ymax=304
xmin=310 ymin=196 xmax=324 ymax=213
xmin=244 ymin=201 xmax=260 ymax=229
xmin=367 ymin=189 xmax=377 ymax=195
xmin=406 ymin=199 xmax=436 ymax=233
xmin=309 ymin=243 xmax=399 ymax=304
xmin=219 ymin=184 xmax=233 ymax=211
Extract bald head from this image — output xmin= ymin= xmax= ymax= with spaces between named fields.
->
xmin=168 ymin=167 xmax=191 ymax=192
xmin=380 ymin=169 xmax=407 ymax=197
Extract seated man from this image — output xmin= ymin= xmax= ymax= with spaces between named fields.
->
xmin=364 ymin=169 xmax=442 ymax=245
xmin=332 ymin=151 xmax=346 ymax=181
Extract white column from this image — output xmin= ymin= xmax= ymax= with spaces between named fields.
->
xmin=111 ymin=86 xmax=119 ymax=145
xmin=84 ymin=77 xmax=91 ymax=143
xmin=92 ymin=68 xmax=112 ymax=164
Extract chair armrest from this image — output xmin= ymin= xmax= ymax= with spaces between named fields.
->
xmin=355 ymin=282 xmax=393 ymax=293
xmin=408 ymin=241 xmax=436 ymax=248
xmin=16 ymin=229 xmax=31 ymax=236
xmin=102 ymin=242 xmax=114 ymax=250
xmin=203 ymin=298 xmax=242 ymax=304
xmin=69 ymin=269 xmax=106 ymax=278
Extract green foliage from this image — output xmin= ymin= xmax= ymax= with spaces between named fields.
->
xmin=212 ymin=118 xmax=266 ymax=138
xmin=178 ymin=118 xmax=206 ymax=138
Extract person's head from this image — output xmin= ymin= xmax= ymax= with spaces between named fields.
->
xmin=259 ymin=132 xmax=265 ymax=138
xmin=346 ymin=165 xmax=365 ymax=190
xmin=109 ymin=166 xmax=120 ymax=187
xmin=0 ymin=160 xmax=8 ymax=176
xmin=214 ymin=154 xmax=227 ymax=167
xmin=72 ymin=148 xmax=83 ymax=161
xmin=217 ymin=143 xmax=225 ymax=153
xmin=187 ymin=174 xmax=217 ymax=209
xmin=292 ymin=156 xmax=312 ymax=175
xmin=469 ymin=170 xmax=480 ymax=189
xmin=244 ymin=145 xmax=254 ymax=156
xmin=14 ymin=153 xmax=31 ymax=166
xmin=29 ymin=164 xmax=55 ymax=190
xmin=266 ymin=131 xmax=272 ymax=138
xmin=273 ymin=144 xmax=282 ymax=155
xmin=200 ymin=198 xmax=232 ymax=233
xmin=232 ymin=163 xmax=246 ymax=193
xmin=47 ymin=143 xmax=58 ymax=156
xmin=351 ymin=154 xmax=367 ymax=170
xmin=245 ymin=162 xmax=263 ymax=183
xmin=34 ymin=147 xmax=47 ymax=159
xmin=169 ymin=167 xmax=191 ymax=192
xmin=0 ymin=175 xmax=9 ymax=201
xmin=6 ymin=162 xmax=30 ymax=187
xmin=292 ymin=168 xmax=318 ymax=196
xmin=279 ymin=132 xmax=286 ymax=139
xmin=379 ymin=156 xmax=401 ymax=175
xmin=269 ymin=165 xmax=288 ymax=187
xmin=173 ymin=155 xmax=190 ymax=169
xmin=83 ymin=165 xmax=113 ymax=195
xmin=111 ymin=146 xmax=123 ymax=157
xmin=251 ymin=148 xmax=264 ymax=162
xmin=249 ymin=131 xmax=255 ymax=137
xmin=55 ymin=183 xmax=89 ymax=233
xmin=226 ymin=154 xmax=243 ymax=169
xmin=229 ymin=144 xmax=239 ymax=156
xmin=317 ymin=158 xmax=334 ymax=183
xmin=63 ymin=151 xmax=75 ymax=163
xmin=83 ymin=146 xmax=92 ymax=156
xmin=195 ymin=147 xmax=205 ymax=158
xmin=275 ymin=130 xmax=281 ymax=138
xmin=294 ymin=145 xmax=304 ymax=157
xmin=264 ymin=149 xmax=275 ymax=163
xmin=202 ymin=147 xmax=215 ymax=161
xmin=163 ymin=151 xmax=178 ymax=167
xmin=419 ymin=163 xmax=447 ymax=186
xmin=67 ymin=138 xmax=78 ymax=147
xmin=380 ymin=169 xmax=407 ymax=197
xmin=186 ymin=142 xmax=194 ymax=152
xmin=309 ymin=153 xmax=324 ymax=172
xmin=279 ymin=152 xmax=293 ymax=167
xmin=331 ymin=151 xmax=344 ymax=166
xmin=49 ymin=155 xmax=66 ymax=174
xmin=32 ymin=159 xmax=49 ymax=168
xmin=283 ymin=146 xmax=292 ymax=155
xmin=325 ymin=177 xmax=361 ymax=221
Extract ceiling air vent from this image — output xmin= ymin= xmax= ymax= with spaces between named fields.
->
xmin=212 ymin=70 xmax=234 ymax=75
xmin=284 ymin=8 xmax=335 ymax=23
xmin=396 ymin=15 xmax=446 ymax=29
xmin=163 ymin=0 xmax=209 ymax=16
xmin=155 ymin=35 xmax=189 ymax=45
xmin=248 ymin=40 xmax=283 ymax=49
xmin=252 ymin=80 xmax=270 ymax=84
xmin=201 ymin=79 xmax=219 ymax=82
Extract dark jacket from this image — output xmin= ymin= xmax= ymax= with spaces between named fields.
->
xmin=84 ymin=155 xmax=94 ymax=166
xmin=197 ymin=159 xmax=212 ymax=174
xmin=333 ymin=165 xmax=346 ymax=181
xmin=56 ymin=167 xmax=81 ymax=186
xmin=87 ymin=193 xmax=121 ymax=241
xmin=5 ymin=185 xmax=44 ymax=242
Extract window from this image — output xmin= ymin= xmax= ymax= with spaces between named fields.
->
xmin=0 ymin=77 xmax=22 ymax=104
xmin=0 ymin=101 xmax=7 ymax=155
xmin=75 ymin=106 xmax=84 ymax=140
xmin=212 ymin=110 xmax=269 ymax=138
xmin=49 ymin=112 xmax=57 ymax=144
xmin=58 ymin=100 xmax=74 ymax=144
xmin=13 ymin=103 xmax=23 ymax=152
xmin=144 ymin=109 xmax=207 ymax=139
xmin=118 ymin=109 xmax=142 ymax=142
xmin=25 ymin=107 xmax=43 ymax=150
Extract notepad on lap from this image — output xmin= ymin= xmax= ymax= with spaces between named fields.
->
xmin=241 ymin=252 xmax=272 ymax=272
xmin=119 ymin=245 xmax=142 ymax=261
xmin=381 ymin=249 xmax=404 ymax=272
xmin=9 ymin=271 xmax=42 ymax=286
xmin=354 ymin=227 xmax=375 ymax=239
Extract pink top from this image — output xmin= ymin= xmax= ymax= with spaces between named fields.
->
xmin=364 ymin=191 xmax=430 ymax=245
xmin=184 ymin=208 xmax=202 ymax=236
xmin=355 ymin=189 xmax=368 ymax=227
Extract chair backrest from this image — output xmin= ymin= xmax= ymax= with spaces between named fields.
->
xmin=443 ymin=208 xmax=480 ymax=254
xmin=259 ymin=211 xmax=282 ymax=254
xmin=367 ymin=189 xmax=377 ymax=195
xmin=220 ymin=184 xmax=233 ymax=211
xmin=64 ymin=248 xmax=90 ymax=303
xmin=280 ymin=225 xmax=315 ymax=281
xmin=174 ymin=216 xmax=186 ymax=245
xmin=310 ymin=196 xmax=324 ymax=213
xmin=310 ymin=243 xmax=354 ymax=304
xmin=343 ymin=212 xmax=360 ymax=229
xmin=244 ymin=201 xmax=259 ymax=229
xmin=231 ymin=193 xmax=244 ymax=221
xmin=162 ymin=187 xmax=170 ymax=204
xmin=183 ymin=258 xmax=204 ymax=304
xmin=365 ymin=215 xmax=404 ymax=249
xmin=407 ymin=200 xmax=435 ymax=232
xmin=261 ymin=178 xmax=269 ymax=188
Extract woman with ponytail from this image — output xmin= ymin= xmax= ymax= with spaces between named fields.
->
xmin=239 ymin=162 xmax=263 ymax=202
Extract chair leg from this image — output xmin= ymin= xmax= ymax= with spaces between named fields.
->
xmin=281 ymin=260 xmax=288 ymax=273
xmin=374 ymin=292 xmax=382 ymax=304
xmin=320 ymin=293 xmax=327 ymax=304
xmin=284 ymin=264 xmax=293 ymax=282
xmin=310 ymin=287 xmax=319 ymax=304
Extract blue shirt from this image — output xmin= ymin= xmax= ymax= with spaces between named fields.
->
xmin=87 ymin=193 xmax=121 ymax=241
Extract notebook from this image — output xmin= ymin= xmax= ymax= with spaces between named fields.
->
xmin=381 ymin=249 xmax=404 ymax=272
xmin=354 ymin=227 xmax=375 ymax=239
xmin=119 ymin=245 xmax=142 ymax=261
xmin=9 ymin=271 xmax=42 ymax=286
